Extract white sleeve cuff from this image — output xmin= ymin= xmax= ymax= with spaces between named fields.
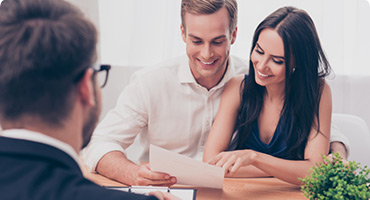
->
xmin=330 ymin=124 xmax=351 ymax=158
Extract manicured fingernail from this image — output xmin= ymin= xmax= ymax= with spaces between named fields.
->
xmin=164 ymin=175 xmax=170 ymax=179
xmin=171 ymin=177 xmax=176 ymax=183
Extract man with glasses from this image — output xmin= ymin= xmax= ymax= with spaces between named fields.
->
xmin=82 ymin=0 xmax=350 ymax=187
xmin=0 ymin=0 xmax=177 ymax=199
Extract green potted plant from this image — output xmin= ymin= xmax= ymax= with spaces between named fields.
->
xmin=300 ymin=153 xmax=370 ymax=200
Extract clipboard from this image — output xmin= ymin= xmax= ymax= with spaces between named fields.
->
xmin=106 ymin=186 xmax=197 ymax=200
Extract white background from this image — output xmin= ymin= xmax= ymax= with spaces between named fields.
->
xmin=73 ymin=0 xmax=370 ymax=129
xmin=2 ymin=0 xmax=367 ymax=75
xmin=95 ymin=0 xmax=370 ymax=77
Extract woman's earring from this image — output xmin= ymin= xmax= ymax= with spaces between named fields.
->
xmin=292 ymin=68 xmax=296 ymax=73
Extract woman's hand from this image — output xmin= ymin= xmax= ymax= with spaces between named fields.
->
xmin=208 ymin=150 xmax=258 ymax=176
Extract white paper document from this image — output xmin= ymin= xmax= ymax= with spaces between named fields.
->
xmin=149 ymin=145 xmax=224 ymax=189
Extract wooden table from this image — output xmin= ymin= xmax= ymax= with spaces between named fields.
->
xmin=86 ymin=172 xmax=307 ymax=200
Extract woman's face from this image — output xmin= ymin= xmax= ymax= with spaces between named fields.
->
xmin=251 ymin=28 xmax=286 ymax=88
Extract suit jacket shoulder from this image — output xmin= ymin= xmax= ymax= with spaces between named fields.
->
xmin=0 ymin=137 xmax=156 ymax=200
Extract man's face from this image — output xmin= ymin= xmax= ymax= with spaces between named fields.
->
xmin=181 ymin=7 xmax=237 ymax=87
xmin=81 ymin=78 xmax=101 ymax=149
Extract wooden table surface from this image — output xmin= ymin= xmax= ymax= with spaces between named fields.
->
xmin=85 ymin=172 xmax=307 ymax=200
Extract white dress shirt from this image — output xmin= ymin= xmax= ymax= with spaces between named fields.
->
xmin=81 ymin=55 xmax=249 ymax=171
xmin=330 ymin=124 xmax=351 ymax=157
xmin=81 ymin=55 xmax=350 ymax=172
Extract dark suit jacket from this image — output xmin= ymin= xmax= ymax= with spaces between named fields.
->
xmin=0 ymin=137 xmax=157 ymax=200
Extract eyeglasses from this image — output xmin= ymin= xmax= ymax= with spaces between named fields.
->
xmin=74 ymin=64 xmax=111 ymax=88
xmin=92 ymin=64 xmax=111 ymax=88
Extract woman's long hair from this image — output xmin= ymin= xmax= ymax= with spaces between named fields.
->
xmin=235 ymin=6 xmax=331 ymax=160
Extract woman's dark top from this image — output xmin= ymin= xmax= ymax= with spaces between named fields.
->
xmin=228 ymin=74 xmax=293 ymax=160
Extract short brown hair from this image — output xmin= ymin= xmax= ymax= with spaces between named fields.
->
xmin=0 ymin=0 xmax=97 ymax=125
xmin=181 ymin=0 xmax=238 ymax=34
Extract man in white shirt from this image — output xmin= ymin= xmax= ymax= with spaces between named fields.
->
xmin=82 ymin=0 xmax=349 ymax=186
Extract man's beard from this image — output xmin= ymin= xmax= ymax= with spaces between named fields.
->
xmin=81 ymin=90 xmax=100 ymax=149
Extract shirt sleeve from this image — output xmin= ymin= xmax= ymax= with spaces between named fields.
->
xmin=330 ymin=124 xmax=351 ymax=158
xmin=81 ymin=73 xmax=149 ymax=172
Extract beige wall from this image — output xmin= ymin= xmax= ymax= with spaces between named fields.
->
xmin=66 ymin=0 xmax=99 ymax=26
xmin=66 ymin=0 xmax=101 ymax=64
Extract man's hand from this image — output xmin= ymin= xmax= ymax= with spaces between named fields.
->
xmin=134 ymin=163 xmax=176 ymax=186
xmin=96 ymin=151 xmax=176 ymax=186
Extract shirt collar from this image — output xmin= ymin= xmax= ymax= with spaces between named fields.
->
xmin=178 ymin=56 xmax=237 ymax=90
xmin=0 ymin=129 xmax=83 ymax=169
xmin=215 ymin=57 xmax=236 ymax=90
xmin=178 ymin=56 xmax=196 ymax=84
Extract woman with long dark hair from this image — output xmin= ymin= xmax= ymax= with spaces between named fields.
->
xmin=203 ymin=6 xmax=332 ymax=185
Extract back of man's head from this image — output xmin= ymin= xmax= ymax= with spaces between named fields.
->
xmin=180 ymin=0 xmax=238 ymax=34
xmin=0 ymin=0 xmax=97 ymax=126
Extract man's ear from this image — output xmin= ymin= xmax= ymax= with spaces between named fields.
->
xmin=231 ymin=26 xmax=238 ymax=44
xmin=180 ymin=24 xmax=186 ymax=42
xmin=78 ymin=69 xmax=96 ymax=107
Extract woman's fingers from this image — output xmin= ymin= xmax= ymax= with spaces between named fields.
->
xmin=209 ymin=151 xmax=252 ymax=176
